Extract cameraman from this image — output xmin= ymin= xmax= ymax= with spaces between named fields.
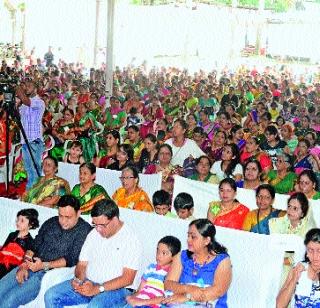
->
xmin=15 ymin=79 xmax=45 ymax=190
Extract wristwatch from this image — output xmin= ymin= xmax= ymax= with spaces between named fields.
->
xmin=185 ymin=293 xmax=192 ymax=301
xmin=98 ymin=284 xmax=105 ymax=293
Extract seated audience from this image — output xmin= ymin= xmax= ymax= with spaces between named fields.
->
xmin=173 ymin=192 xmax=195 ymax=220
xmin=0 ymin=209 xmax=39 ymax=279
xmin=205 ymin=130 xmax=227 ymax=163
xmin=126 ymin=236 xmax=181 ymax=307
xmin=267 ymin=153 xmax=297 ymax=194
xmin=137 ymin=133 xmax=159 ymax=172
xmin=210 ymin=144 xmax=243 ymax=182
xmin=71 ymin=162 xmax=110 ymax=214
xmin=153 ymin=190 xmax=176 ymax=218
xmin=294 ymin=139 xmax=319 ymax=175
xmin=44 ymin=199 xmax=142 ymax=307
xmin=22 ymin=156 xmax=70 ymax=207
xmin=108 ymin=143 xmax=135 ymax=171
xmin=188 ymin=155 xmax=219 ymax=184
xmin=242 ymin=184 xmax=285 ymax=234
xmin=207 ymin=178 xmax=249 ymax=230
xmin=163 ymin=219 xmax=232 ymax=307
xmin=294 ymin=169 xmax=320 ymax=200
xmin=63 ymin=140 xmax=85 ymax=165
xmin=276 ymin=228 xmax=320 ymax=307
xmin=124 ymin=125 xmax=144 ymax=163
xmin=236 ymin=159 xmax=263 ymax=190
xmin=113 ymin=166 xmax=154 ymax=212
xmin=0 ymin=195 xmax=91 ymax=307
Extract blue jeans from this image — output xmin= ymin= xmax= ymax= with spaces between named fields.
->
xmin=0 ymin=267 xmax=45 ymax=308
xmin=22 ymin=138 xmax=44 ymax=190
xmin=44 ymin=279 xmax=132 ymax=308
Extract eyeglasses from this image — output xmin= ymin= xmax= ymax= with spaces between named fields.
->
xmin=257 ymin=195 xmax=272 ymax=200
xmin=119 ymin=176 xmax=135 ymax=181
xmin=91 ymin=220 xmax=112 ymax=229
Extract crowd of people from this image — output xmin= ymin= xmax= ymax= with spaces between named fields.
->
xmin=0 ymin=51 xmax=320 ymax=306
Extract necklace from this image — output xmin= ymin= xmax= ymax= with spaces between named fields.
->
xmin=192 ymin=254 xmax=211 ymax=276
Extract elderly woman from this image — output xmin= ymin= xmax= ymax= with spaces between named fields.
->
xmin=188 ymin=155 xmax=219 ymax=184
xmin=144 ymin=144 xmax=181 ymax=195
xmin=71 ymin=162 xmax=110 ymax=214
xmin=277 ymin=228 xmax=320 ymax=307
xmin=207 ymin=178 xmax=249 ymax=230
xmin=162 ymin=219 xmax=232 ymax=307
xmin=295 ymin=169 xmax=320 ymax=200
xmin=236 ymin=159 xmax=263 ymax=190
xmin=267 ymin=153 xmax=297 ymax=194
xmin=22 ymin=156 xmax=70 ymax=207
xmin=113 ymin=166 xmax=154 ymax=212
xmin=242 ymin=184 xmax=285 ymax=234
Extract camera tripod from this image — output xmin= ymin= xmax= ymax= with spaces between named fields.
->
xmin=1 ymin=92 xmax=41 ymax=197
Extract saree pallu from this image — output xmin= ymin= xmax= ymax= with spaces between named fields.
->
xmin=71 ymin=184 xmax=110 ymax=215
xmin=23 ymin=176 xmax=71 ymax=205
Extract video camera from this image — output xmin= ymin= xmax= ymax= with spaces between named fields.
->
xmin=0 ymin=72 xmax=19 ymax=107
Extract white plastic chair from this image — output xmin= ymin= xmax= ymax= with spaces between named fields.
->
xmin=0 ymin=143 xmax=21 ymax=189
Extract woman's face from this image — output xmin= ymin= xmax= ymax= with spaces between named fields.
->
xmin=79 ymin=166 xmax=95 ymax=185
xmin=297 ymin=141 xmax=309 ymax=156
xmin=158 ymin=146 xmax=172 ymax=165
xmin=219 ymin=183 xmax=236 ymax=203
xmin=214 ymin=132 xmax=226 ymax=147
xmin=144 ymin=138 xmax=156 ymax=152
xmin=127 ymin=128 xmax=139 ymax=143
xmin=245 ymin=138 xmax=259 ymax=154
xmin=42 ymin=158 xmax=57 ymax=176
xmin=306 ymin=241 xmax=320 ymax=269
xmin=196 ymin=157 xmax=210 ymax=176
xmin=275 ymin=155 xmax=288 ymax=172
xmin=16 ymin=215 xmax=30 ymax=233
xmin=200 ymin=112 xmax=207 ymax=122
xmin=157 ymin=119 xmax=167 ymax=131
xmin=63 ymin=110 xmax=73 ymax=121
xmin=219 ymin=114 xmax=228 ymax=126
xmin=287 ymin=198 xmax=303 ymax=225
xmin=221 ymin=145 xmax=234 ymax=161
xmin=265 ymin=130 xmax=276 ymax=143
xmin=120 ymin=169 xmax=137 ymax=191
xmin=106 ymin=134 xmax=118 ymax=148
xmin=172 ymin=122 xmax=186 ymax=138
xmin=256 ymin=189 xmax=273 ymax=211
xmin=299 ymin=174 xmax=315 ymax=194
xmin=245 ymin=162 xmax=260 ymax=181
xmin=116 ymin=147 xmax=128 ymax=163
xmin=187 ymin=115 xmax=196 ymax=128
xmin=187 ymin=224 xmax=210 ymax=254
xmin=234 ymin=128 xmax=244 ymax=141
xmin=280 ymin=127 xmax=290 ymax=140
xmin=305 ymin=133 xmax=315 ymax=146
xmin=301 ymin=117 xmax=310 ymax=129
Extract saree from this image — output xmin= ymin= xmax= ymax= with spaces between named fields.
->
xmin=23 ymin=176 xmax=71 ymax=205
xmin=267 ymin=170 xmax=297 ymax=194
xmin=71 ymin=184 xmax=110 ymax=215
xmin=112 ymin=187 xmax=154 ymax=212
xmin=78 ymin=113 xmax=98 ymax=162
xmin=208 ymin=201 xmax=249 ymax=230
xmin=242 ymin=209 xmax=285 ymax=234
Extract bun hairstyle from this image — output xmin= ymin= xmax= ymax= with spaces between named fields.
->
xmin=188 ymin=219 xmax=227 ymax=257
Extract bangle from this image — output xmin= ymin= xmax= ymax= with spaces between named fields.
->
xmin=73 ymin=277 xmax=83 ymax=285
xmin=43 ymin=262 xmax=50 ymax=272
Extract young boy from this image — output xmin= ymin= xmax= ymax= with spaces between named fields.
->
xmin=126 ymin=236 xmax=181 ymax=307
xmin=63 ymin=140 xmax=85 ymax=165
xmin=152 ymin=190 xmax=176 ymax=218
xmin=173 ymin=192 xmax=195 ymax=220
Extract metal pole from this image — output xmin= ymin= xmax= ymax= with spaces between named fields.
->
xmin=105 ymin=0 xmax=115 ymax=104
xmin=93 ymin=0 xmax=101 ymax=67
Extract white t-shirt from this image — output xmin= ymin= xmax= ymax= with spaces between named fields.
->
xmin=165 ymin=138 xmax=205 ymax=167
xmin=79 ymin=224 xmax=142 ymax=283
xmin=210 ymin=161 xmax=243 ymax=181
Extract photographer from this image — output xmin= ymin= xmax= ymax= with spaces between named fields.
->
xmin=15 ymin=79 xmax=45 ymax=190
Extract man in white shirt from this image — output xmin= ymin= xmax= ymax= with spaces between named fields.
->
xmin=44 ymin=199 xmax=142 ymax=307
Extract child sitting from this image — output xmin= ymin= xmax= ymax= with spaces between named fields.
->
xmin=152 ymin=190 xmax=176 ymax=218
xmin=173 ymin=192 xmax=195 ymax=220
xmin=126 ymin=235 xmax=181 ymax=307
xmin=64 ymin=140 xmax=85 ymax=165
xmin=0 ymin=208 xmax=39 ymax=279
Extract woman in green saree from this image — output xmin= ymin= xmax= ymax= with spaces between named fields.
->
xmin=71 ymin=162 xmax=110 ymax=214
xmin=22 ymin=156 xmax=70 ymax=208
